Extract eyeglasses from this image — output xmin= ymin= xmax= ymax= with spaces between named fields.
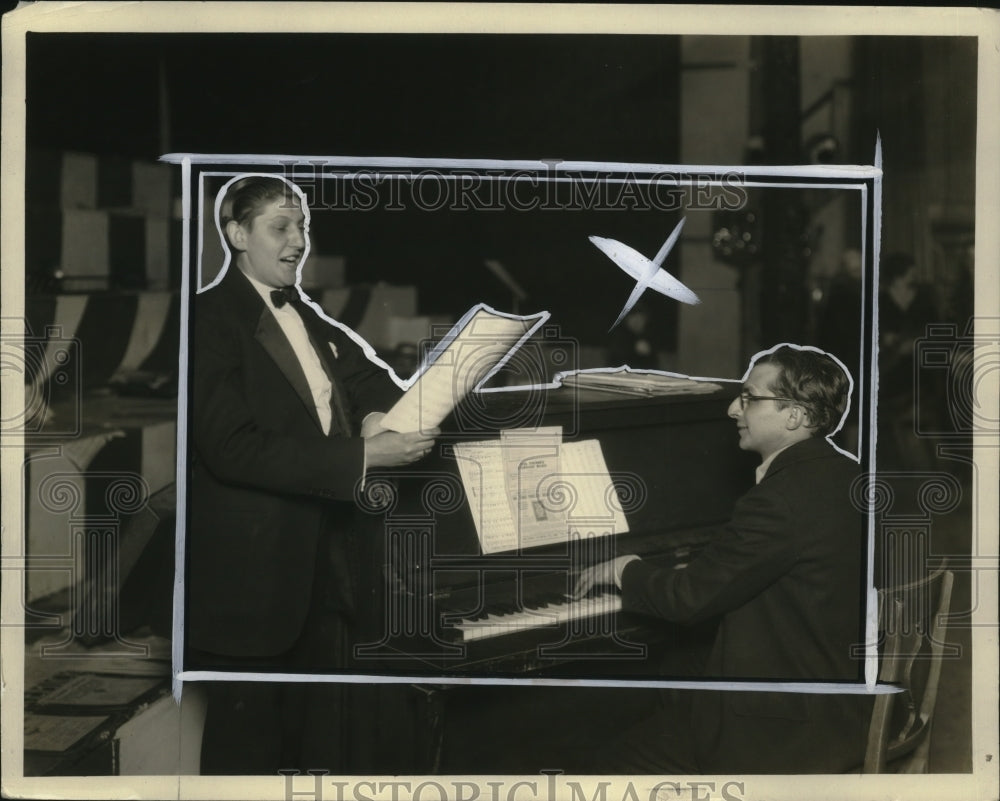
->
xmin=736 ymin=390 xmax=799 ymax=411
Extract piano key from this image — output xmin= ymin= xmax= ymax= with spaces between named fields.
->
xmin=450 ymin=592 xmax=623 ymax=641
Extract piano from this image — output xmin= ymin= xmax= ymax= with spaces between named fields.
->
xmin=352 ymin=382 xmax=756 ymax=678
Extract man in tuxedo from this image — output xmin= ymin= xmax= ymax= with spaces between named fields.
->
xmin=574 ymin=345 xmax=870 ymax=773
xmin=186 ymin=176 xmax=437 ymax=774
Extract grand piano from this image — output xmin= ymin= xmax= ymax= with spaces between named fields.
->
xmin=352 ymin=380 xmax=757 ymax=678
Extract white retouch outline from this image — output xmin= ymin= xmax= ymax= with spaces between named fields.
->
xmin=592 ymin=217 xmax=700 ymax=332
xmin=170 ymin=154 xmax=881 ymax=702
xmin=162 ymin=152 xmax=883 ymax=180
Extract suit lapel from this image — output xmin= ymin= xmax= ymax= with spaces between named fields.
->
xmin=222 ymin=267 xmax=350 ymax=436
xmin=253 ymin=309 xmax=326 ymax=432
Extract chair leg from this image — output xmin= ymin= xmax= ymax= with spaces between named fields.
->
xmin=899 ymin=719 xmax=932 ymax=774
xmin=900 ymin=570 xmax=954 ymax=773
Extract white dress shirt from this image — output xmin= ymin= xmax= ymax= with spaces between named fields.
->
xmin=244 ymin=272 xmax=333 ymax=435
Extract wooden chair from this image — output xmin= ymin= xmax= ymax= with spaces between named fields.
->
xmin=863 ymin=566 xmax=955 ymax=773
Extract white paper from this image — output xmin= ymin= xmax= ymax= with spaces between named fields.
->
xmin=454 ymin=441 xmax=517 ymax=555
xmin=381 ymin=307 xmax=537 ymax=432
xmin=455 ymin=434 xmax=628 ymax=554
xmin=558 ymin=439 xmax=629 ymax=538
xmin=502 ymin=426 xmax=567 ymax=548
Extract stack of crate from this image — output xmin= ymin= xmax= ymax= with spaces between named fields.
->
xmin=26 ymin=150 xmax=178 ymax=292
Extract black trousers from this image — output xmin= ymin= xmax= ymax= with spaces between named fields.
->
xmin=572 ymin=689 xmax=701 ymax=775
xmin=194 ymin=525 xmax=359 ymax=776
xmin=570 ymin=635 xmax=714 ymax=775
xmin=195 ymin=606 xmax=355 ymax=775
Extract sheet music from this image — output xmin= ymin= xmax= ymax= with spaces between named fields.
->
xmin=558 ymin=439 xmax=629 ymax=539
xmin=455 ymin=432 xmax=628 ymax=554
xmin=454 ymin=441 xmax=518 ymax=554
xmin=502 ymin=426 xmax=567 ymax=548
xmin=559 ymin=370 xmax=723 ymax=397
xmin=381 ymin=307 xmax=535 ymax=433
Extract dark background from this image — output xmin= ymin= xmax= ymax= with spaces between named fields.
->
xmin=26 ymin=34 xmax=679 ymax=159
xmin=24 ymin=32 xmax=976 ymax=353
xmin=27 ymin=33 xmax=690 ymax=345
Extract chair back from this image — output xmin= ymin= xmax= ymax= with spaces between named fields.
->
xmin=863 ymin=565 xmax=955 ymax=773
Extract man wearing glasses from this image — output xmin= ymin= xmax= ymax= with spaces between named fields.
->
xmin=573 ymin=344 xmax=869 ymax=774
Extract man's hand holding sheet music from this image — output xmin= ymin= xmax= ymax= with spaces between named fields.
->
xmin=363 ymin=413 xmax=440 ymax=467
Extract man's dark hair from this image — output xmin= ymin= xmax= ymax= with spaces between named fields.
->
xmin=220 ymin=176 xmax=300 ymax=230
xmin=756 ymin=346 xmax=851 ymax=437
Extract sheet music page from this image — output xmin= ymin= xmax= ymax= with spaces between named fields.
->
xmin=455 ymin=433 xmax=627 ymax=554
xmin=556 ymin=439 xmax=629 ymax=540
xmin=381 ymin=308 xmax=534 ymax=433
xmin=559 ymin=370 xmax=724 ymax=397
xmin=501 ymin=426 xmax=567 ymax=549
xmin=454 ymin=441 xmax=519 ymax=554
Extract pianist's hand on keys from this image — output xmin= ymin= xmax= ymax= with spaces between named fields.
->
xmin=572 ymin=555 xmax=640 ymax=599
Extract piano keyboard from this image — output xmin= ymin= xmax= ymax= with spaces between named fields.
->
xmin=448 ymin=591 xmax=623 ymax=642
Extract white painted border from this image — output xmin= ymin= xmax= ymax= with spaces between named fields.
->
xmin=172 ymin=157 xmax=880 ymax=698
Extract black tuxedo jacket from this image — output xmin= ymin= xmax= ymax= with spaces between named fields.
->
xmin=186 ymin=268 xmax=401 ymax=659
xmin=621 ymin=436 xmax=871 ymax=772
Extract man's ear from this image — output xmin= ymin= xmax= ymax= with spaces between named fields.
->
xmin=225 ymin=220 xmax=247 ymax=252
xmin=784 ymin=405 xmax=811 ymax=432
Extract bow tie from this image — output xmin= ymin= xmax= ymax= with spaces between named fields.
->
xmin=270 ymin=286 xmax=299 ymax=308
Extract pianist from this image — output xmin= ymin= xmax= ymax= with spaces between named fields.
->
xmin=572 ymin=344 xmax=870 ymax=773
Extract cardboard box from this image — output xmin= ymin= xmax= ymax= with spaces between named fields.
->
xmin=319 ymin=283 xmax=418 ymax=349
xmin=60 ymin=209 xmax=109 ymax=279
xmin=131 ymin=162 xmax=173 ymax=218
xmin=28 ymin=150 xmax=99 ymax=209
xmin=144 ymin=217 xmax=172 ymax=290
xmin=385 ymin=315 xmax=451 ymax=349
xmin=300 ymin=254 xmax=346 ymax=290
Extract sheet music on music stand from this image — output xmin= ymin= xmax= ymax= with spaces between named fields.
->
xmin=558 ymin=369 xmax=724 ymax=397
xmin=454 ymin=426 xmax=629 ymax=554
